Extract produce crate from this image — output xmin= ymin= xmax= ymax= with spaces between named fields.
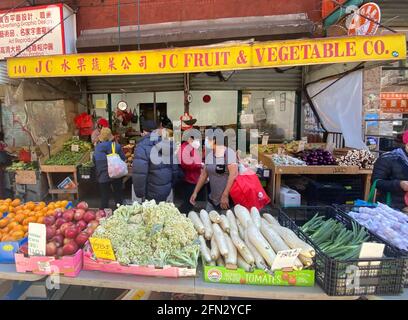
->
xmin=82 ymin=242 xmax=196 ymax=277
xmin=336 ymin=204 xmax=408 ymax=288
xmin=0 ymin=237 xmax=27 ymax=263
xmin=203 ymin=265 xmax=315 ymax=287
xmin=78 ymin=165 xmax=95 ymax=180
xmin=15 ymin=170 xmax=37 ymax=185
xmin=278 ymin=206 xmax=405 ymax=296
xmin=14 ymin=248 xmax=83 ymax=277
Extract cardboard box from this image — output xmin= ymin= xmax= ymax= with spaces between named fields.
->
xmin=280 ymin=186 xmax=301 ymax=207
xmin=0 ymin=238 xmax=27 ymax=263
xmin=203 ymin=265 xmax=315 ymax=287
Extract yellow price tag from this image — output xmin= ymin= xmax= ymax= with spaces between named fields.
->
xmin=89 ymin=237 xmax=116 ymax=261
xmin=95 ymin=99 xmax=107 ymax=109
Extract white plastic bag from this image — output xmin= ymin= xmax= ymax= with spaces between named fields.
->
xmin=107 ymin=142 xmax=128 ymax=179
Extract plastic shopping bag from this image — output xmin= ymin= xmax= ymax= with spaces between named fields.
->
xmin=230 ymin=168 xmax=270 ymax=210
xmin=107 ymin=142 xmax=128 ymax=179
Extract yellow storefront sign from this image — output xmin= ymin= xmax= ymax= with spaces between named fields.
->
xmin=7 ymin=34 xmax=406 ymax=78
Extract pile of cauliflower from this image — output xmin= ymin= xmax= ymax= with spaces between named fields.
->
xmin=92 ymin=200 xmax=199 ymax=268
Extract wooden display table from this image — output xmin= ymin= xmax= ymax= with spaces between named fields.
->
xmin=257 ymin=153 xmax=372 ymax=206
xmin=40 ymin=164 xmax=80 ymax=200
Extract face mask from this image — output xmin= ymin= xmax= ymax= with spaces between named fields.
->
xmin=191 ymin=140 xmax=200 ymax=149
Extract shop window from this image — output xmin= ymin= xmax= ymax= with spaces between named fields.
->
xmin=239 ymin=91 xmax=296 ymax=143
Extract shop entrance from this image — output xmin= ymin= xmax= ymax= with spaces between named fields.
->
xmin=139 ymin=103 xmax=167 ymax=123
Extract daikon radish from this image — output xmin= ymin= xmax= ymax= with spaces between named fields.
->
xmin=209 ymin=210 xmax=221 ymax=224
xmin=226 ymin=210 xmax=238 ymax=233
xmin=263 ymin=214 xmax=280 ymax=226
xmin=247 ymin=220 xmax=276 ymax=267
xmin=237 ymin=254 xmax=254 ymax=272
xmin=200 ymin=209 xmax=213 ymax=240
xmin=245 ymin=229 xmax=268 ymax=270
xmin=230 ymin=230 xmax=255 ymax=266
xmin=298 ymin=255 xmax=313 ymax=268
xmin=220 ymin=215 xmax=231 ymax=233
xmin=212 ymin=223 xmax=229 ymax=257
xmin=216 ymin=256 xmax=225 ymax=267
xmin=269 ymin=224 xmax=315 ymax=258
xmin=224 ymin=232 xmax=237 ymax=269
xmin=234 ymin=204 xmax=252 ymax=228
xmin=198 ymin=235 xmax=212 ymax=263
xmin=250 ymin=207 xmax=261 ymax=230
xmin=188 ymin=211 xmax=205 ymax=235
xmin=236 ymin=220 xmax=245 ymax=240
xmin=210 ymin=236 xmax=220 ymax=260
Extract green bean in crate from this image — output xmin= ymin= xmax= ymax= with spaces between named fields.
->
xmin=278 ymin=206 xmax=405 ymax=296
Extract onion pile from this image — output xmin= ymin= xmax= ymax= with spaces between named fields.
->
xmin=19 ymin=201 xmax=107 ymax=257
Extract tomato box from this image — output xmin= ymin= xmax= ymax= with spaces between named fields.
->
xmin=14 ymin=248 xmax=82 ymax=277
xmin=82 ymin=242 xmax=196 ymax=278
xmin=203 ymin=265 xmax=315 ymax=287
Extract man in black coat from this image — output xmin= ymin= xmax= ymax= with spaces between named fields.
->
xmin=372 ymin=131 xmax=408 ymax=209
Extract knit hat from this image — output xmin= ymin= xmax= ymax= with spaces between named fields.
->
xmin=403 ymin=130 xmax=408 ymax=144
xmin=99 ymin=127 xmax=113 ymax=142
xmin=97 ymin=118 xmax=109 ymax=128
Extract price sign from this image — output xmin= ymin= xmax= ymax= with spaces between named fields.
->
xmin=89 ymin=238 xmax=116 ymax=261
xmin=358 ymin=242 xmax=384 ymax=267
xmin=262 ymin=135 xmax=269 ymax=146
xmin=28 ymin=223 xmax=46 ymax=256
xmin=71 ymin=144 xmax=80 ymax=152
xmin=271 ymin=248 xmax=301 ymax=271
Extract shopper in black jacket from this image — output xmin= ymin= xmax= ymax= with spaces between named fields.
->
xmin=372 ymin=131 xmax=408 ymax=209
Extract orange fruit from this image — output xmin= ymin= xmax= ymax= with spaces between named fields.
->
xmin=22 ymin=225 xmax=28 ymax=232
xmin=12 ymin=225 xmax=24 ymax=232
xmin=0 ymin=205 xmax=8 ymax=213
xmin=8 ymin=206 xmax=14 ymax=213
xmin=4 ymin=198 xmax=12 ymax=204
xmin=33 ymin=206 xmax=42 ymax=212
xmin=0 ymin=218 xmax=9 ymax=228
xmin=28 ymin=211 xmax=36 ymax=217
xmin=47 ymin=210 xmax=55 ymax=216
xmin=24 ymin=232 xmax=28 ymax=238
xmin=1 ymin=235 xmax=10 ymax=242
xmin=11 ymin=199 xmax=21 ymax=207
xmin=23 ymin=217 xmax=36 ymax=225
xmin=14 ymin=214 xmax=25 ymax=223
xmin=11 ymin=230 xmax=24 ymax=239
xmin=26 ymin=202 xmax=35 ymax=211
xmin=61 ymin=200 xmax=69 ymax=208
xmin=36 ymin=216 xmax=44 ymax=224
xmin=7 ymin=213 xmax=15 ymax=219
xmin=47 ymin=203 xmax=55 ymax=210
xmin=7 ymin=221 xmax=19 ymax=229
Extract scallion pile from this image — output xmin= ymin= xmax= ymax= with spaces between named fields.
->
xmin=300 ymin=214 xmax=370 ymax=260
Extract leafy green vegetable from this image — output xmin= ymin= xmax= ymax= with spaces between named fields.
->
xmin=44 ymin=150 xmax=85 ymax=165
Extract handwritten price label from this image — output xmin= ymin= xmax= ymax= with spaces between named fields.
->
xmin=271 ymin=248 xmax=301 ymax=271
xmin=89 ymin=238 xmax=116 ymax=261
xmin=71 ymin=144 xmax=79 ymax=152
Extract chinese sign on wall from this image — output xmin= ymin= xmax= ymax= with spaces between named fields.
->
xmin=0 ymin=4 xmax=76 ymax=60
xmin=381 ymin=92 xmax=408 ymax=113
xmin=7 ymin=34 xmax=407 ymax=78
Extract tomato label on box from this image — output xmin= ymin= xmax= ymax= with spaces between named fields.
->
xmin=89 ymin=237 xmax=116 ymax=261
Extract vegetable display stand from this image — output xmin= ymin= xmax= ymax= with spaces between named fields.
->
xmin=82 ymin=243 xmax=197 ymax=278
xmin=203 ymin=265 xmax=315 ymax=287
xmin=14 ymin=248 xmax=83 ymax=277
xmin=278 ymin=206 xmax=405 ymax=296
xmin=256 ymin=154 xmax=372 ymax=206
xmin=40 ymin=165 xmax=79 ymax=200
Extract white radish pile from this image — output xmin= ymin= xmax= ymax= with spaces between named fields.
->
xmin=188 ymin=205 xmax=314 ymax=271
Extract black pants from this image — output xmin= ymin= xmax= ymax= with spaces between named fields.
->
xmin=175 ymin=180 xmax=207 ymax=214
xmin=99 ymin=179 xmax=123 ymax=209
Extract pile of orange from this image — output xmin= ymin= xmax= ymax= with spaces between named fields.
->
xmin=0 ymin=199 xmax=69 ymax=242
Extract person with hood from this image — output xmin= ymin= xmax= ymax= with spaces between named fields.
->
xmin=132 ymin=120 xmax=180 ymax=202
xmin=91 ymin=118 xmax=109 ymax=146
xmin=372 ymin=130 xmax=408 ymax=210
xmin=93 ymin=127 xmax=126 ymax=208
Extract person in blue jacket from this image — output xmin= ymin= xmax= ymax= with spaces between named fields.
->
xmin=93 ymin=127 xmax=126 ymax=209
xmin=132 ymin=120 xmax=180 ymax=202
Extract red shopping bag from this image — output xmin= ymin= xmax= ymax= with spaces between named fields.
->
xmin=230 ymin=169 xmax=270 ymax=210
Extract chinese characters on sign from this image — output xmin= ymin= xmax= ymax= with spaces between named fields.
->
xmin=7 ymin=34 xmax=407 ymax=78
xmin=381 ymin=92 xmax=408 ymax=113
xmin=0 ymin=4 xmax=67 ymax=59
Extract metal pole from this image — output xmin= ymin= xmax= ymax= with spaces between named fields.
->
xmin=137 ymin=0 xmax=141 ymax=50
xmin=118 ymin=0 xmax=121 ymax=51
xmin=153 ymin=92 xmax=157 ymax=123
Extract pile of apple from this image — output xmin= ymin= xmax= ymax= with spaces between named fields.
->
xmin=20 ymin=201 xmax=106 ymax=257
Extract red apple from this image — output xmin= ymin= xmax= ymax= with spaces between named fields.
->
xmin=83 ymin=211 xmax=96 ymax=223
xmin=55 ymin=218 xmax=67 ymax=228
xmin=74 ymin=209 xmax=85 ymax=221
xmin=62 ymin=240 xmax=79 ymax=256
xmin=76 ymin=201 xmax=89 ymax=210
xmin=46 ymin=242 xmax=57 ymax=256
xmin=62 ymin=209 xmax=75 ymax=222
xmin=65 ymin=226 xmax=79 ymax=239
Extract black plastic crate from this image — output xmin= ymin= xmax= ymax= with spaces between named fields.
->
xmin=305 ymin=180 xmax=346 ymax=205
xmin=336 ymin=204 xmax=408 ymax=288
xmin=278 ymin=206 xmax=405 ymax=296
xmin=78 ymin=164 xmax=95 ymax=180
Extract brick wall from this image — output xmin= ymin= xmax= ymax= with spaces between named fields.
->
xmin=0 ymin=0 xmax=321 ymax=32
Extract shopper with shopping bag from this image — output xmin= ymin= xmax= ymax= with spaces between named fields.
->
xmin=93 ymin=128 xmax=127 ymax=208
